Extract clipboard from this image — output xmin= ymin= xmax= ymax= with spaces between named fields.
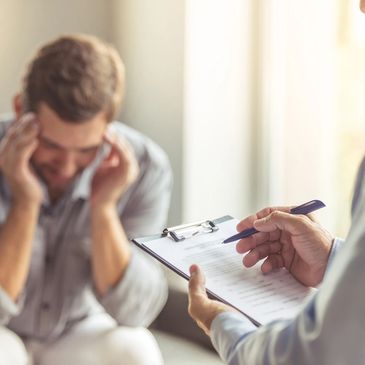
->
xmin=133 ymin=216 xmax=314 ymax=326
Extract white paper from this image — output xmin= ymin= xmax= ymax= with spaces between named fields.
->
xmin=141 ymin=218 xmax=315 ymax=325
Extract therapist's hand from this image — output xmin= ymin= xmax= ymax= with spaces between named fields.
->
xmin=188 ymin=264 xmax=235 ymax=335
xmin=236 ymin=207 xmax=333 ymax=287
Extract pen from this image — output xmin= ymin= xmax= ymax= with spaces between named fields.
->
xmin=222 ymin=199 xmax=326 ymax=244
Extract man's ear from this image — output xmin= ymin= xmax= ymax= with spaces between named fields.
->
xmin=12 ymin=94 xmax=23 ymax=119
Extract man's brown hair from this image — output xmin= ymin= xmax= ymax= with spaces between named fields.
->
xmin=21 ymin=34 xmax=125 ymax=122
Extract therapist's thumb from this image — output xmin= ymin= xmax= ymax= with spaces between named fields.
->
xmin=254 ymin=211 xmax=310 ymax=235
xmin=189 ymin=264 xmax=207 ymax=299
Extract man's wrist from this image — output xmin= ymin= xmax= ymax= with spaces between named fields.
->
xmin=9 ymin=183 xmax=43 ymax=206
xmin=11 ymin=196 xmax=41 ymax=213
xmin=90 ymin=201 xmax=117 ymax=215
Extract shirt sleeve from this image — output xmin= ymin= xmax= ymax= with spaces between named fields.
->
xmin=96 ymin=134 xmax=172 ymax=326
xmin=97 ymin=246 xmax=168 ymax=327
xmin=0 ymin=286 xmax=25 ymax=326
xmin=324 ymin=237 xmax=344 ymax=276
xmin=120 ymin=137 xmax=173 ymax=239
xmin=0 ymin=167 xmax=24 ymax=325
xmin=209 ymin=192 xmax=365 ymax=365
xmin=211 ymin=312 xmax=257 ymax=361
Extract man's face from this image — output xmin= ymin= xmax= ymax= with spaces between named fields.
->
xmin=361 ymin=0 xmax=365 ymax=12
xmin=31 ymin=102 xmax=107 ymax=193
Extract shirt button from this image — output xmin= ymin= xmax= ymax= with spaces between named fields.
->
xmin=42 ymin=302 xmax=50 ymax=311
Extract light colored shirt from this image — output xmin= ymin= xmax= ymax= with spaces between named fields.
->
xmin=0 ymin=117 xmax=172 ymax=341
xmin=210 ymin=159 xmax=365 ymax=364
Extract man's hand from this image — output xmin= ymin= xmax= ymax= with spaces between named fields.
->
xmin=188 ymin=264 xmax=235 ymax=335
xmin=90 ymin=134 xmax=137 ymax=295
xmin=91 ymin=136 xmax=139 ymax=206
xmin=236 ymin=207 xmax=333 ymax=287
xmin=91 ymin=135 xmax=139 ymax=207
xmin=0 ymin=113 xmax=43 ymax=205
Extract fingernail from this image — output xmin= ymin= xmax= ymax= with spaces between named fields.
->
xmin=22 ymin=112 xmax=36 ymax=122
xmin=189 ymin=266 xmax=197 ymax=275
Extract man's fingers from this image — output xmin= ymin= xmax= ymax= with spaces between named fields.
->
xmin=20 ymin=139 xmax=39 ymax=162
xmin=13 ymin=113 xmax=38 ymax=135
xmin=103 ymin=134 xmax=138 ymax=175
xmin=5 ymin=113 xmax=39 ymax=147
xmin=13 ymin=122 xmax=40 ymax=149
xmin=18 ymin=112 xmax=36 ymax=123
xmin=0 ymin=115 xmax=39 ymax=169
xmin=103 ymin=132 xmax=133 ymax=160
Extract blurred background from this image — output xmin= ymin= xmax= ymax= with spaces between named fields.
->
xmin=1 ymin=0 xmax=364 ymax=242
xmin=2 ymin=1 xmax=365 ymax=363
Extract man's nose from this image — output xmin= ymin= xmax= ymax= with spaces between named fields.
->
xmin=56 ymin=152 xmax=78 ymax=177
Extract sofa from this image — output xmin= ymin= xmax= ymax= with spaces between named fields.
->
xmin=150 ymin=270 xmax=223 ymax=365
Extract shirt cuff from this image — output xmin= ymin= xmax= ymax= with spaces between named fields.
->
xmin=210 ymin=311 xmax=257 ymax=362
xmin=97 ymin=247 xmax=168 ymax=327
xmin=0 ymin=286 xmax=24 ymax=325
xmin=324 ymin=237 xmax=344 ymax=277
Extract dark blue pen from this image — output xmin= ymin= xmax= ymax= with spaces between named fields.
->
xmin=222 ymin=199 xmax=326 ymax=244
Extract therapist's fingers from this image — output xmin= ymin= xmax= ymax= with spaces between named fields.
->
xmin=261 ymin=254 xmax=285 ymax=273
xmin=188 ymin=265 xmax=211 ymax=335
xmin=236 ymin=206 xmax=291 ymax=254
xmin=236 ymin=213 xmax=258 ymax=232
xmin=242 ymin=241 xmax=282 ymax=267
xmin=188 ymin=265 xmax=236 ymax=335
xmin=236 ymin=206 xmax=291 ymax=233
xmin=254 ymin=211 xmax=312 ymax=236
xmin=236 ymin=230 xmax=281 ymax=254
xmin=188 ymin=264 xmax=208 ymax=300
xmin=236 ymin=231 xmax=268 ymax=253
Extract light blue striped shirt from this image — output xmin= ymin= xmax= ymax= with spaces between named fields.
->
xmin=0 ymin=117 xmax=172 ymax=341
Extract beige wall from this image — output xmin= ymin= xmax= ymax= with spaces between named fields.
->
xmin=0 ymin=0 xmax=113 ymax=112
xmin=111 ymin=0 xmax=185 ymax=226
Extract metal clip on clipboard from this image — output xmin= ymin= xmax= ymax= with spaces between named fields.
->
xmin=163 ymin=220 xmax=219 ymax=242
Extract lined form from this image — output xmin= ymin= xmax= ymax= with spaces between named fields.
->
xmin=141 ymin=218 xmax=315 ymax=325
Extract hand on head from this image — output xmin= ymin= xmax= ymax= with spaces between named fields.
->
xmin=0 ymin=113 xmax=43 ymax=204
xmin=90 ymin=131 xmax=139 ymax=207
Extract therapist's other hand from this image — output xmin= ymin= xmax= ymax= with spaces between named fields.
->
xmin=188 ymin=264 xmax=235 ymax=335
xmin=236 ymin=207 xmax=333 ymax=287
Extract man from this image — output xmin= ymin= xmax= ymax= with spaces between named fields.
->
xmin=188 ymin=1 xmax=365 ymax=364
xmin=0 ymin=34 xmax=172 ymax=365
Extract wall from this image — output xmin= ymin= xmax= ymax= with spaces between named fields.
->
xmin=111 ymin=0 xmax=185 ymax=226
xmin=183 ymin=0 xmax=256 ymax=222
xmin=260 ymin=0 xmax=338 ymax=230
xmin=0 ymin=0 xmax=112 ymax=113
